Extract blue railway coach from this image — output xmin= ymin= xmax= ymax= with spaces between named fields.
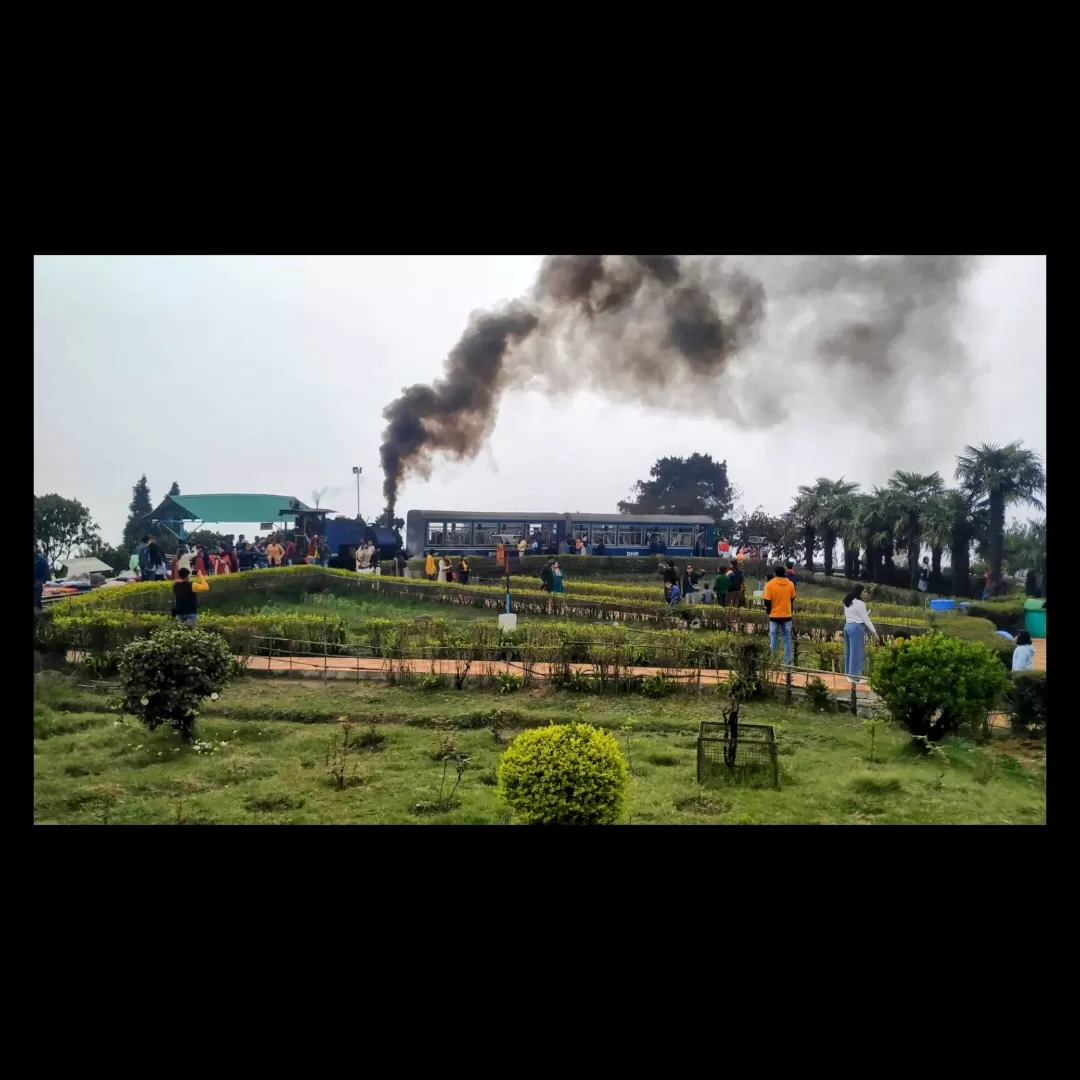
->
xmin=406 ymin=510 xmax=715 ymax=559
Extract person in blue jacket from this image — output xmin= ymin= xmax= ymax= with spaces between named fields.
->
xmin=34 ymin=545 xmax=50 ymax=609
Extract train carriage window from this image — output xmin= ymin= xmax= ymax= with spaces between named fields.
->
xmin=646 ymin=527 xmax=669 ymax=547
xmin=427 ymin=522 xmax=445 ymax=546
xmin=446 ymin=522 xmax=473 ymax=546
xmin=473 ymin=522 xmax=499 ymax=546
xmin=617 ymin=525 xmax=644 ymax=547
xmin=499 ymin=523 xmax=524 ymax=540
xmin=592 ymin=524 xmax=616 ymax=546
xmin=670 ymin=528 xmax=693 ymax=548
xmin=573 ymin=527 xmax=590 ymax=545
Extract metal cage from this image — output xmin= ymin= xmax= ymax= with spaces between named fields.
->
xmin=696 ymin=719 xmax=779 ymax=789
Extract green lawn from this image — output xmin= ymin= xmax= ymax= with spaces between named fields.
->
xmin=34 ymin=673 xmax=1046 ymax=825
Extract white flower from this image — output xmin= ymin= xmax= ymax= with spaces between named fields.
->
xmin=158 ymin=752 xmax=163 ymax=757
xmin=210 ymin=693 xmax=219 ymax=701
xmin=219 ymin=741 xmax=229 ymax=747
xmin=140 ymin=697 xmax=149 ymax=706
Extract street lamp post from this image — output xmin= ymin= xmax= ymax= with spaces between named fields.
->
xmin=352 ymin=466 xmax=362 ymax=519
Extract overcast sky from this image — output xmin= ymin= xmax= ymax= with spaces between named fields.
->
xmin=34 ymin=255 xmax=1046 ymax=545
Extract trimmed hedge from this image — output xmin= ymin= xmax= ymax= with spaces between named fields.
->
xmin=37 ymin=611 xmax=348 ymax=656
xmin=964 ymin=598 xmax=1031 ymax=633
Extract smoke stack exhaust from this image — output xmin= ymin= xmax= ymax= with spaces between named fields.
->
xmin=379 ymin=254 xmax=976 ymax=504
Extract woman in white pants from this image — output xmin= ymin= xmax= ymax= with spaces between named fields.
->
xmin=843 ymin=584 xmax=877 ymax=677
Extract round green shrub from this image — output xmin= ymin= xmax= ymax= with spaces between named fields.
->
xmin=117 ymin=626 xmax=235 ymax=740
xmin=497 ymin=723 xmax=629 ymax=824
xmin=869 ymin=631 xmax=1009 ymax=742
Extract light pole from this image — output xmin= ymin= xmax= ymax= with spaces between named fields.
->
xmin=352 ymin=466 xmax=362 ymax=520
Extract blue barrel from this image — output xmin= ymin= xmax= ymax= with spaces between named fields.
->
xmin=929 ymin=598 xmax=955 ymax=612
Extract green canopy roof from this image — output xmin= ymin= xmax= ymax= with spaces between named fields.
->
xmin=144 ymin=494 xmax=312 ymax=525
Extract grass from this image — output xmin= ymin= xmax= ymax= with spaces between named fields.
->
xmin=33 ymin=672 xmax=1046 ymax=825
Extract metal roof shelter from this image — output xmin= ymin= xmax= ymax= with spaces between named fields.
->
xmin=59 ymin=557 xmax=115 ymax=578
xmin=144 ymin=494 xmax=313 ymax=537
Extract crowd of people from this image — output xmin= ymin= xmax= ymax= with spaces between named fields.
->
xmin=423 ymin=553 xmax=471 ymax=584
xmin=131 ymin=532 xmax=337 ymax=583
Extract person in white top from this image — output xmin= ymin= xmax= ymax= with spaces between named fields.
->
xmin=842 ymin=584 xmax=877 ymax=678
xmin=1011 ymin=630 xmax=1035 ymax=672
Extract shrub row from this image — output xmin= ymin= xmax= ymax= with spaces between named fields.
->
xmin=37 ymin=611 xmax=349 ymax=656
xmin=501 ymin=574 xmax=931 ymax=622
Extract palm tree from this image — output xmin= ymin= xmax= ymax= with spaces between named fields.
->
xmin=888 ymin=470 xmax=945 ymax=589
xmin=923 ymin=489 xmax=982 ymax=594
xmin=856 ymin=487 xmax=901 ymax=584
xmin=955 ymin=442 xmax=1046 ymax=591
xmin=820 ymin=479 xmax=861 ymax=578
xmin=791 ymin=485 xmax=822 ymax=572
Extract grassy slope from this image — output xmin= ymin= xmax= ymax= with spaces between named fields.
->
xmin=34 ymin=675 xmax=1046 ymax=825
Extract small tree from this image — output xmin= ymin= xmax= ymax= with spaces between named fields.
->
xmin=869 ymin=632 xmax=1009 ymax=743
xmin=117 ymin=627 xmax=234 ymax=741
xmin=122 ymin=475 xmax=154 ymax=550
xmin=497 ymin=723 xmax=628 ymax=824
xmin=168 ymin=480 xmax=181 ymax=497
xmin=34 ymin=494 xmax=99 ymax=572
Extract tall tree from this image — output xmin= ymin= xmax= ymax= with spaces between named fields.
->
xmin=856 ymin=487 xmax=901 ymax=584
xmin=618 ymin=454 xmax=734 ymax=520
xmin=791 ymin=483 xmax=825 ymax=571
xmin=955 ymin=442 xmax=1046 ymax=591
xmin=122 ymin=475 xmax=153 ymax=550
xmin=168 ymin=480 xmax=181 ymax=497
xmin=814 ymin=478 xmax=861 ymax=576
xmin=888 ymin=470 xmax=945 ymax=588
xmin=34 ymin=494 xmax=99 ymax=572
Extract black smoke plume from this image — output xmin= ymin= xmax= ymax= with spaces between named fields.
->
xmin=379 ymin=254 xmax=975 ymax=505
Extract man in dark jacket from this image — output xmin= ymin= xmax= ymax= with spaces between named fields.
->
xmin=172 ymin=567 xmax=209 ymax=625
xmin=539 ymin=559 xmax=555 ymax=592
xmin=34 ymin=546 xmax=50 ymax=609
xmin=728 ymin=564 xmax=746 ymax=608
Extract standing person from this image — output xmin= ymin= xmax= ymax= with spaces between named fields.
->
xmin=1011 ymin=630 xmax=1035 ymax=672
xmin=728 ymin=562 xmax=746 ymax=608
xmin=266 ymin=537 xmax=284 ymax=568
xmin=171 ymin=567 xmax=209 ymax=626
xmin=785 ymin=559 xmax=799 ymax=586
xmin=763 ymin=562 xmax=797 ymax=666
xmin=438 ymin=555 xmax=451 ymax=583
xmin=193 ymin=545 xmax=209 ymax=576
xmin=842 ymin=584 xmax=877 ymax=678
xmin=147 ymin=537 xmax=167 ymax=581
xmin=34 ymin=545 xmax=50 ymax=609
xmin=458 ymin=556 xmax=470 ymax=585
xmin=552 ymin=560 xmax=564 ymax=593
xmin=285 ymin=537 xmax=297 ymax=566
xmin=559 ymin=538 xmax=569 ymax=555
xmin=681 ymin=564 xmax=699 ymax=602
xmin=917 ymin=556 xmax=930 ymax=594
xmin=575 ymin=536 xmax=584 ymax=556
xmin=713 ymin=564 xmax=731 ymax=607
xmin=176 ymin=544 xmax=195 ymax=575
xmin=317 ymin=536 xmax=331 ymax=568
xmin=215 ymin=544 xmax=232 ymax=575
xmin=1025 ymin=569 xmax=1039 ymax=598
xmin=237 ymin=542 xmax=255 ymax=573
xmin=137 ymin=535 xmax=154 ymax=582
xmin=663 ymin=562 xmax=679 ymax=601
xmin=425 ymin=551 xmax=436 ymax=580
xmin=539 ymin=558 xmax=555 ymax=593
xmin=982 ymin=568 xmax=992 ymax=601
xmin=517 ymin=538 xmax=527 ymax=561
